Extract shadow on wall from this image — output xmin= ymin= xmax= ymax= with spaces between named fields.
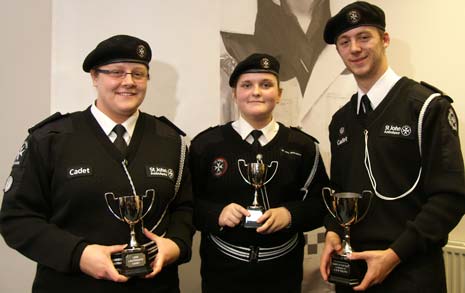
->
xmin=144 ymin=60 xmax=200 ymax=292
xmin=141 ymin=60 xmax=179 ymax=121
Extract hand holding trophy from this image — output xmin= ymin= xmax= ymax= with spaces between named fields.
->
xmin=238 ymin=154 xmax=278 ymax=228
xmin=105 ymin=189 xmax=155 ymax=277
xmin=322 ymin=187 xmax=373 ymax=286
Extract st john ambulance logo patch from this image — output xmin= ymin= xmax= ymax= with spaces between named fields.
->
xmin=383 ymin=124 xmax=413 ymax=137
xmin=211 ymin=157 xmax=228 ymax=177
xmin=13 ymin=140 xmax=28 ymax=166
xmin=448 ymin=107 xmax=458 ymax=132
xmin=146 ymin=165 xmax=175 ymax=181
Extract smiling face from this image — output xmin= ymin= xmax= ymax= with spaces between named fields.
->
xmin=336 ymin=26 xmax=389 ymax=90
xmin=233 ymin=72 xmax=282 ymax=128
xmin=91 ymin=62 xmax=148 ymax=123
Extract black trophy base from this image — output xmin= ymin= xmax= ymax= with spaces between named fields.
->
xmin=328 ymin=254 xmax=367 ymax=286
xmin=119 ymin=248 xmax=153 ymax=277
xmin=243 ymin=206 xmax=264 ymax=228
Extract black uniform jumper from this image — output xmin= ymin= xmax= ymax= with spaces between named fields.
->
xmin=327 ymin=77 xmax=465 ymax=292
xmin=0 ymin=108 xmax=194 ymax=293
xmin=190 ymin=122 xmax=329 ymax=293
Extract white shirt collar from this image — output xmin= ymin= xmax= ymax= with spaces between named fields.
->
xmin=232 ymin=116 xmax=279 ymax=146
xmin=90 ymin=102 xmax=139 ymax=143
xmin=357 ymin=67 xmax=401 ymax=113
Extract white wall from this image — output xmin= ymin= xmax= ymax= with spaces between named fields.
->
xmin=51 ymin=0 xmax=221 ymax=140
xmin=1 ymin=1 xmax=465 ymax=292
xmin=0 ymin=0 xmax=52 ymax=292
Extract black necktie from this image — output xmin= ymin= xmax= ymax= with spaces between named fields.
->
xmin=250 ymin=130 xmax=263 ymax=153
xmin=113 ymin=124 xmax=128 ymax=156
xmin=359 ymin=94 xmax=373 ymax=116
xmin=358 ymin=95 xmax=373 ymax=115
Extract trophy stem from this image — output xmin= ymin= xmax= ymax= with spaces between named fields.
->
xmin=129 ymin=224 xmax=139 ymax=249
xmin=342 ymin=225 xmax=353 ymax=256
xmin=252 ymin=189 xmax=259 ymax=207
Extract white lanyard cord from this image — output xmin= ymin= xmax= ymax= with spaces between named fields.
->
xmin=150 ymin=136 xmax=186 ymax=232
xmin=121 ymin=159 xmax=137 ymax=196
xmin=363 ymin=93 xmax=441 ymax=201
xmin=300 ymin=142 xmax=320 ymax=201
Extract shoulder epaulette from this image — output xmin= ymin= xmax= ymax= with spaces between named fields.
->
xmin=420 ymin=81 xmax=444 ymax=95
xmin=420 ymin=81 xmax=453 ymax=103
xmin=28 ymin=112 xmax=68 ymax=134
xmin=157 ymin=116 xmax=186 ymax=136
xmin=290 ymin=126 xmax=319 ymax=144
xmin=191 ymin=125 xmax=221 ymax=142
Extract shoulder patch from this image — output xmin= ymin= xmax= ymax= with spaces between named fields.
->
xmin=156 ymin=116 xmax=186 ymax=136
xmin=28 ymin=112 xmax=68 ymax=133
xmin=12 ymin=138 xmax=29 ymax=166
xmin=447 ymin=107 xmax=459 ymax=134
xmin=290 ymin=126 xmax=319 ymax=144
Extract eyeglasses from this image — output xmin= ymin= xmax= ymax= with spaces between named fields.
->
xmin=95 ymin=69 xmax=149 ymax=81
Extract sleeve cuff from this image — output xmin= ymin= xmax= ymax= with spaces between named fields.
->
xmin=71 ymin=241 xmax=89 ymax=273
xmin=170 ymin=237 xmax=191 ymax=265
xmin=390 ymin=228 xmax=425 ymax=262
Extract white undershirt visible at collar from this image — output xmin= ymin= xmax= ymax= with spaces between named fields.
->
xmin=357 ymin=67 xmax=401 ymax=113
xmin=232 ymin=116 xmax=279 ymax=146
xmin=90 ymin=102 xmax=139 ymax=144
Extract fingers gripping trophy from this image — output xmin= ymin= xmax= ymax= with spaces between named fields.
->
xmin=322 ymin=187 xmax=373 ymax=286
xmin=104 ymin=161 xmax=156 ymax=277
xmin=238 ymin=154 xmax=278 ymax=228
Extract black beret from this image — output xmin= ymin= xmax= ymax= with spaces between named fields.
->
xmin=229 ymin=53 xmax=280 ymax=87
xmin=324 ymin=1 xmax=385 ymax=44
xmin=83 ymin=35 xmax=152 ymax=72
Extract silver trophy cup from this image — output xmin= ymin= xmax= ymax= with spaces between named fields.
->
xmin=105 ymin=189 xmax=155 ymax=277
xmin=238 ymin=154 xmax=278 ymax=228
xmin=322 ymin=187 xmax=373 ymax=286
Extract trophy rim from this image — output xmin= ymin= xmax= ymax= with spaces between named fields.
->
xmin=332 ymin=192 xmax=362 ymax=199
xmin=119 ymin=194 xmax=143 ymax=199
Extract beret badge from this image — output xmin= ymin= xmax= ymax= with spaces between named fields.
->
xmin=260 ymin=57 xmax=270 ymax=69
xmin=347 ymin=9 xmax=361 ymax=24
xmin=137 ymin=45 xmax=147 ymax=58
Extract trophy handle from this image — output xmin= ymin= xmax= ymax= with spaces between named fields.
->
xmin=322 ymin=187 xmax=337 ymax=219
xmin=104 ymin=192 xmax=124 ymax=222
xmin=237 ymin=159 xmax=251 ymax=185
xmin=264 ymin=161 xmax=278 ymax=185
xmin=355 ymin=190 xmax=373 ymax=223
xmin=140 ymin=189 xmax=156 ymax=220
